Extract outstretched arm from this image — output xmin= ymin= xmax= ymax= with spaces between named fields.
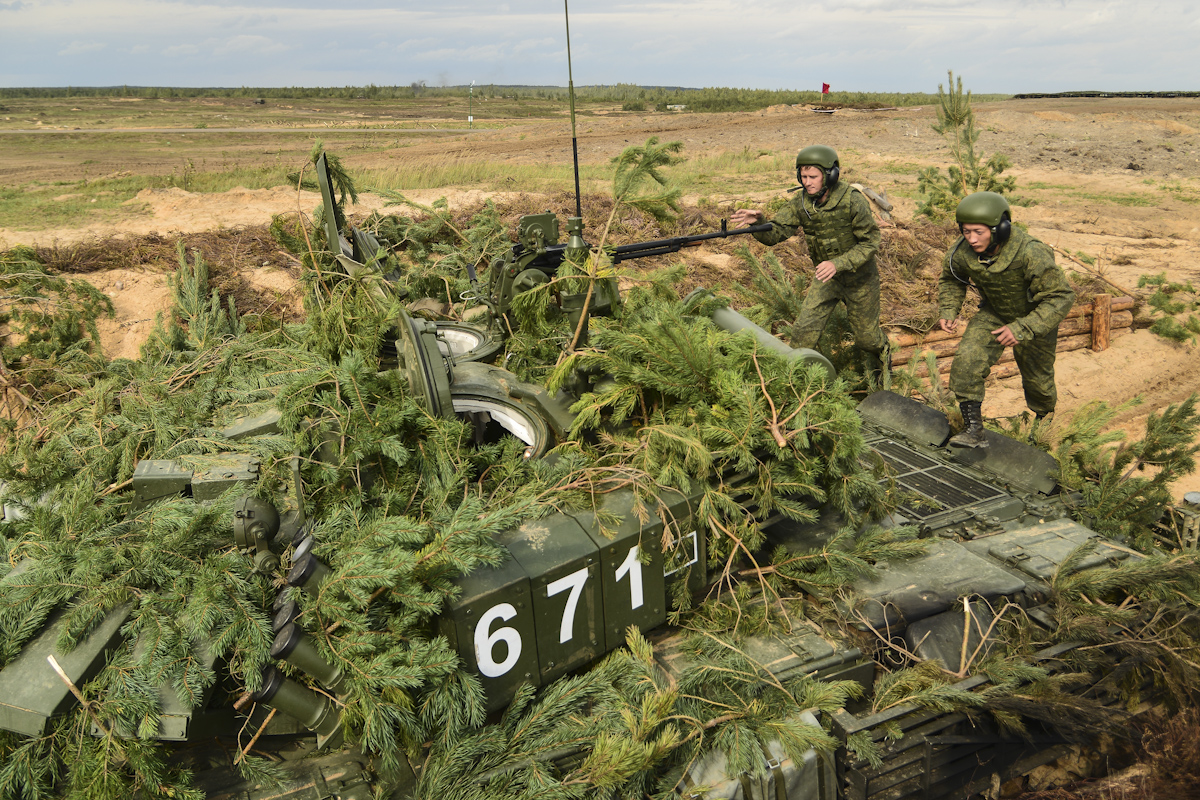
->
xmin=738 ymin=199 xmax=802 ymax=247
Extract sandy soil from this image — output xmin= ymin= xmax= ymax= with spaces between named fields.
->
xmin=4 ymin=97 xmax=1199 ymax=498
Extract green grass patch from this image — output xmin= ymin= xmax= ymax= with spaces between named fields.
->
xmin=1022 ymin=181 xmax=1076 ymax=191
xmin=360 ymin=161 xmax=610 ymax=193
xmin=150 ymin=164 xmax=292 ymax=192
xmin=1069 ymin=191 xmax=1159 ymax=207
xmin=360 ymin=147 xmax=796 ymax=195
xmin=877 ymin=160 xmax=923 ymax=176
xmin=1159 ymin=182 xmax=1200 ymax=204
xmin=1022 ymin=181 xmax=1160 ymax=208
xmin=884 ymin=185 xmax=922 ymax=201
xmin=1 ymin=182 xmax=145 ymax=229
xmin=2 ymin=163 xmax=293 ymax=230
xmin=0 ymin=85 xmax=1012 ymax=117
xmin=670 ymin=148 xmax=790 ymax=187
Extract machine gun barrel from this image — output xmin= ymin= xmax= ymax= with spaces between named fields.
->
xmin=608 ymin=221 xmax=772 ymax=263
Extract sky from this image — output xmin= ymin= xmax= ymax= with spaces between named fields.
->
xmin=2 ymin=0 xmax=1198 ymax=93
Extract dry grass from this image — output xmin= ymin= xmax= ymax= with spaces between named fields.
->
xmin=877 ymin=219 xmax=959 ymax=331
xmin=1018 ymin=710 xmax=1200 ymax=800
xmin=11 ymin=197 xmax=1098 ymax=343
xmin=27 ymin=226 xmax=306 ymax=322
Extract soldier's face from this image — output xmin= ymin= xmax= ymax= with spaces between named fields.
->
xmin=961 ymin=223 xmax=993 ymax=253
xmin=800 ymin=166 xmax=825 ymax=196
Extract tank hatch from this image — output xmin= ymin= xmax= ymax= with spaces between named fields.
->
xmin=858 ymin=390 xmax=950 ymax=448
xmin=964 ymin=516 xmax=1137 ymax=581
xmin=949 ymin=429 xmax=1060 ymax=496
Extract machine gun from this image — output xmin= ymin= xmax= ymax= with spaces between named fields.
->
xmin=486 ymin=212 xmax=772 ymax=321
xmin=607 ymin=219 xmax=773 ymax=263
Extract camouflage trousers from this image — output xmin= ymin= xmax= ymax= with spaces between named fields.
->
xmin=949 ymin=307 xmax=1060 ymax=415
xmin=794 ymin=263 xmax=887 ymax=355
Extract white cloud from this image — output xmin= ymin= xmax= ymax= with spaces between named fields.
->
xmin=212 ymin=34 xmax=288 ymax=56
xmin=511 ymin=37 xmax=558 ymax=56
xmin=57 ymin=40 xmax=105 ymax=56
xmin=161 ymin=43 xmax=200 ymax=57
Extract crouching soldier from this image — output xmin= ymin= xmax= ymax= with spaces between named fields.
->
xmin=730 ymin=145 xmax=888 ymax=382
xmin=938 ymin=192 xmax=1075 ymax=448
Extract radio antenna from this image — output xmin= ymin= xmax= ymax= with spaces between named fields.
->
xmin=564 ymin=0 xmax=582 ymax=218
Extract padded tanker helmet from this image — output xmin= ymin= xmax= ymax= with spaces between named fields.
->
xmin=955 ymin=191 xmax=1012 ymax=246
xmin=795 ymin=145 xmax=840 ymax=197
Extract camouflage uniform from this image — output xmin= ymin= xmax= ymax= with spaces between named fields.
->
xmin=753 ymin=183 xmax=887 ymax=358
xmin=938 ymin=227 xmax=1075 ymax=415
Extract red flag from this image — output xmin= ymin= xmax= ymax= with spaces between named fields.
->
xmin=821 ymin=83 xmax=830 ymax=94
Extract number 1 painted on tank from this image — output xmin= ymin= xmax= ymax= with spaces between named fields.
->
xmin=615 ymin=545 xmax=644 ymax=610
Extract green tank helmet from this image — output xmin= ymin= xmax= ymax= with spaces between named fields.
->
xmin=795 ymin=145 xmax=840 ymax=196
xmin=955 ymin=191 xmax=1012 ymax=245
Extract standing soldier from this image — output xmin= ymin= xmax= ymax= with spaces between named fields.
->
xmin=730 ymin=145 xmax=888 ymax=381
xmin=938 ymin=192 xmax=1075 ymax=448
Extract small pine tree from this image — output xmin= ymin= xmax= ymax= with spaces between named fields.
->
xmin=916 ymin=71 xmax=1017 ymax=218
xmin=1139 ymin=272 xmax=1200 ymax=344
xmin=565 ymin=137 xmax=685 ymax=352
xmin=1054 ymin=396 xmax=1200 ymax=544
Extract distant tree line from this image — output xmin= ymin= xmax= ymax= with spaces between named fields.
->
xmin=1013 ymin=90 xmax=1200 ymax=99
xmin=0 ymin=83 xmax=1012 ymax=111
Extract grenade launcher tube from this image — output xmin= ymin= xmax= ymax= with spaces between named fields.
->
xmin=687 ymin=287 xmax=837 ymax=382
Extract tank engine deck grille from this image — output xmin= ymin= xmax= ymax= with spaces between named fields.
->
xmin=867 ymin=438 xmax=1007 ymax=522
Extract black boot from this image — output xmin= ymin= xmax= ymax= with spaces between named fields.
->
xmin=861 ymin=345 xmax=889 ymax=389
xmin=949 ymin=400 xmax=988 ymax=448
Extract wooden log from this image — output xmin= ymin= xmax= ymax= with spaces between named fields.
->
xmin=904 ymin=327 xmax=1132 ymax=380
xmin=892 ymin=337 xmax=961 ymax=365
xmin=892 ymin=310 xmax=1132 ymax=367
xmin=1092 ymin=293 xmax=1111 ymax=351
xmin=890 ymin=296 xmax=1133 ymax=349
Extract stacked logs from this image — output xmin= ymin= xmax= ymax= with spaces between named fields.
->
xmin=890 ymin=295 xmax=1134 ymax=381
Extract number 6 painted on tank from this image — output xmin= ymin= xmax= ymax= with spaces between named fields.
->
xmin=474 ymin=602 xmax=522 ymax=677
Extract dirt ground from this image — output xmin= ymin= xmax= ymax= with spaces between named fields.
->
xmin=3 ymin=96 xmax=1199 ymax=498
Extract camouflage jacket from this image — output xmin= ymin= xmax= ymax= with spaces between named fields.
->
xmin=753 ymin=183 xmax=880 ymax=275
xmin=938 ymin=227 xmax=1076 ymax=342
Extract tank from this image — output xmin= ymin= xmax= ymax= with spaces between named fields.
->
xmin=0 ymin=153 xmax=1177 ymax=800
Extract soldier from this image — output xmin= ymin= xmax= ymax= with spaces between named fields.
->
xmin=938 ymin=192 xmax=1075 ymax=448
xmin=730 ymin=145 xmax=888 ymax=381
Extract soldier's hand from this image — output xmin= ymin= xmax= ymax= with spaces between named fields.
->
xmin=937 ymin=318 xmax=960 ymax=334
xmin=814 ymin=261 xmax=837 ymax=282
xmin=730 ymin=209 xmax=762 ymax=227
xmin=991 ymin=325 xmax=1018 ymax=347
